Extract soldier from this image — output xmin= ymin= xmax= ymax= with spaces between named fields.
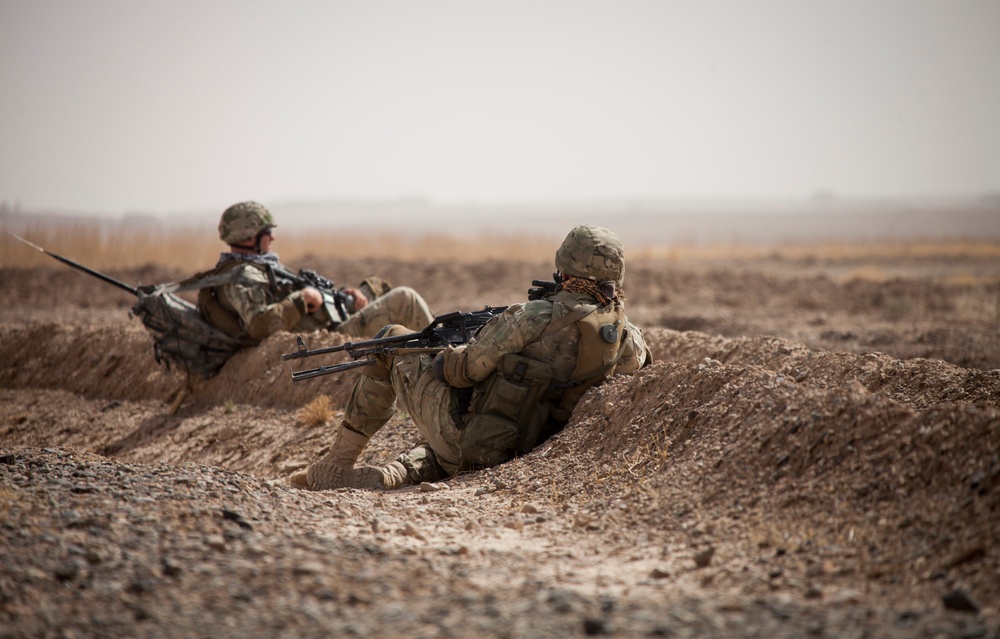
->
xmin=199 ymin=201 xmax=434 ymax=341
xmin=290 ymin=224 xmax=652 ymax=491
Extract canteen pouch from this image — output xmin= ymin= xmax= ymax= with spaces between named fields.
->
xmin=459 ymin=354 xmax=553 ymax=469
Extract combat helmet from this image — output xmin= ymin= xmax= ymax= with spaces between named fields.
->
xmin=555 ymin=225 xmax=625 ymax=288
xmin=218 ymin=201 xmax=276 ymax=245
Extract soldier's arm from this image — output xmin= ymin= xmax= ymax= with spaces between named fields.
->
xmin=440 ymin=303 xmax=547 ymax=387
xmin=220 ymin=266 xmax=308 ymax=341
xmin=615 ymin=320 xmax=653 ymax=373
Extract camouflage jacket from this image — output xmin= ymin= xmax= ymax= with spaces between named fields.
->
xmin=441 ymin=290 xmax=650 ymax=388
xmin=203 ymin=260 xmax=314 ymax=341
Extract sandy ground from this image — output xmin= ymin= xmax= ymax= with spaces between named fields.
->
xmin=1 ymin=250 xmax=998 ymax=638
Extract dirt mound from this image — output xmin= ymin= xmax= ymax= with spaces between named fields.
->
xmin=0 ymin=321 xmax=367 ymax=409
xmin=575 ymin=362 xmax=997 ymax=586
xmin=6 ymin=317 xmax=996 ymax=416
xmin=475 ymin=353 xmax=999 ymax=611
xmin=645 ymin=330 xmax=1000 ymax=409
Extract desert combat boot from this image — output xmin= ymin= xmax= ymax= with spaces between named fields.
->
xmin=288 ymin=424 xmax=411 ymax=490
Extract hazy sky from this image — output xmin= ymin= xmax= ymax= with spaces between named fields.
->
xmin=2 ymin=0 xmax=999 ymax=215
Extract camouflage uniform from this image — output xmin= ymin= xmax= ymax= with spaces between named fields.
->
xmin=209 ymin=261 xmax=433 ymax=341
xmin=201 ymin=201 xmax=434 ymax=341
xmin=346 ymin=294 xmax=650 ymax=481
xmin=292 ymin=225 xmax=652 ymax=491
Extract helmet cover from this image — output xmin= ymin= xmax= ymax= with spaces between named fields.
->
xmin=555 ymin=225 xmax=625 ymax=287
xmin=218 ymin=201 xmax=276 ymax=244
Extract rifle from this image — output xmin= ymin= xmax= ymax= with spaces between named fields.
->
xmin=267 ymin=264 xmax=352 ymax=324
xmin=281 ymin=306 xmax=508 ymax=381
xmin=6 ymin=231 xmax=139 ymax=295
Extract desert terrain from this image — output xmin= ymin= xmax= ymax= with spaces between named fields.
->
xmin=1 ymin=223 xmax=999 ymax=638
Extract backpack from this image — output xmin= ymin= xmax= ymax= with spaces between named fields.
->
xmin=130 ymin=282 xmax=255 ymax=379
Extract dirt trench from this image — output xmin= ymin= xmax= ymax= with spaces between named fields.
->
xmin=2 ymin=256 xmax=999 ymax=638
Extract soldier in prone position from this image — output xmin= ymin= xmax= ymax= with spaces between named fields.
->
xmin=199 ymin=201 xmax=434 ymax=341
xmin=290 ymin=225 xmax=653 ymax=491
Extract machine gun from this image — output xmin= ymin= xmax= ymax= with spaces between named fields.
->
xmin=281 ymin=306 xmax=508 ymax=381
xmin=268 ymin=264 xmax=352 ymax=324
xmin=528 ymin=274 xmax=560 ymax=300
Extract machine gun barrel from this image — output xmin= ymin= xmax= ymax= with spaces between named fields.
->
xmin=281 ymin=306 xmax=508 ymax=382
xmin=282 ymin=329 xmax=431 ymax=361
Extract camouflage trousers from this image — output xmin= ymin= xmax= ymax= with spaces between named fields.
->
xmin=337 ymin=286 xmax=434 ymax=338
xmin=345 ymin=349 xmax=460 ymax=482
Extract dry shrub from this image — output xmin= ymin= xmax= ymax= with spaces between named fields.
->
xmin=298 ymin=395 xmax=336 ymax=427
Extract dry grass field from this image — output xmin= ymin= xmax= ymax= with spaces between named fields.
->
xmin=2 ymin=213 xmax=999 ymax=638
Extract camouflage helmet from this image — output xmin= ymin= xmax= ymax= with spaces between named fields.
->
xmin=218 ymin=201 xmax=276 ymax=245
xmin=555 ymin=225 xmax=625 ymax=287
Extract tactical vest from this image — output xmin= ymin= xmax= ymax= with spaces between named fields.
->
xmin=195 ymin=260 xmax=271 ymax=341
xmin=458 ymin=300 xmax=630 ymax=469
xmin=550 ymin=302 xmax=630 ymax=422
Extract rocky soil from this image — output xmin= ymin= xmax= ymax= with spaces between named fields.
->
xmin=1 ymin=249 xmax=998 ymax=638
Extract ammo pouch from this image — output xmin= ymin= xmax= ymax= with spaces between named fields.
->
xmin=459 ymin=354 xmax=553 ymax=469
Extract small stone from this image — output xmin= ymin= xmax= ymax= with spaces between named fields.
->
xmin=693 ymin=546 xmax=715 ymax=568
xmin=941 ymin=589 xmax=979 ymax=613
xmin=583 ymin=617 xmax=608 ymax=635
xmin=222 ymin=509 xmax=253 ymax=530
xmin=293 ymin=561 xmax=325 ymax=576
xmin=53 ymin=560 xmax=81 ymax=581
xmin=401 ymin=522 xmax=425 ymax=540
xmin=162 ymin=558 xmax=182 ymax=577
xmin=503 ymin=518 xmax=525 ymax=531
xmin=204 ymin=535 xmax=226 ymax=551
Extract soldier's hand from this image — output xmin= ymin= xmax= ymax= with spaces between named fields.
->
xmin=343 ymin=287 xmax=369 ymax=311
xmin=301 ymin=287 xmax=323 ymax=313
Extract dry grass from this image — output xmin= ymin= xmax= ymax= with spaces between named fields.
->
xmin=0 ymin=220 xmax=582 ymax=268
xmin=3 ymin=217 xmax=999 ymax=270
xmin=634 ymin=239 xmax=1000 ymax=262
xmin=297 ymin=395 xmax=337 ymax=427
xmin=1 ymin=221 xmax=556 ymax=269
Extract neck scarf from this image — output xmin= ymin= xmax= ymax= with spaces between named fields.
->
xmin=558 ymin=276 xmax=621 ymax=306
xmin=216 ymin=251 xmax=281 ymax=268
